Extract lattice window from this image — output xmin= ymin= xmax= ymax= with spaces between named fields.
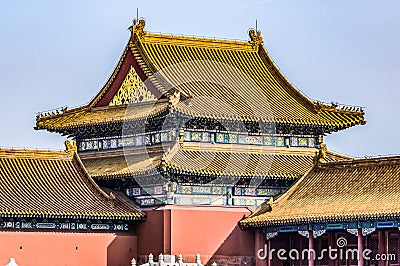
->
xmin=369 ymin=236 xmax=379 ymax=261
xmin=318 ymin=238 xmax=329 ymax=266
xmin=291 ymin=234 xmax=301 ymax=266
xmin=389 ymin=234 xmax=399 ymax=264
xmin=108 ymin=66 xmax=156 ymax=106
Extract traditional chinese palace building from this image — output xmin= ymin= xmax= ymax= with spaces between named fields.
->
xmin=4 ymin=18 xmax=398 ymax=266
xmin=35 ymin=19 xmax=364 ymax=208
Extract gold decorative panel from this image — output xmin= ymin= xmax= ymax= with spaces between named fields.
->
xmin=108 ymin=66 xmax=156 ymax=106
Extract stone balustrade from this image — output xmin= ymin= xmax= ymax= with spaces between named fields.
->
xmin=132 ymin=253 xmax=217 ymax=266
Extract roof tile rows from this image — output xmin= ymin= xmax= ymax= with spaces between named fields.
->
xmin=35 ymin=23 xmax=365 ymax=133
xmin=81 ymin=142 xmax=348 ymax=180
xmin=0 ymin=148 xmax=145 ymax=220
xmin=240 ymin=156 xmax=400 ymax=228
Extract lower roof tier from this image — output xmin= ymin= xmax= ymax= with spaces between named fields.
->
xmin=80 ymin=142 xmax=350 ymax=180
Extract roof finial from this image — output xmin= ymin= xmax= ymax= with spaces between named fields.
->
xmin=169 ymin=91 xmax=181 ymax=108
xmin=268 ymin=196 xmax=274 ymax=208
xmin=129 ymin=10 xmax=146 ymax=39
xmin=109 ymin=191 xmax=116 ymax=208
xmin=64 ymin=140 xmax=77 ymax=156
xmin=134 ymin=18 xmax=146 ymax=38
xmin=313 ymin=143 xmax=328 ymax=165
xmin=249 ymin=23 xmax=263 ymax=50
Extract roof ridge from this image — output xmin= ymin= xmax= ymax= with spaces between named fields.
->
xmin=130 ymin=29 xmax=171 ymax=94
xmin=141 ymin=31 xmax=253 ymax=50
xmin=70 ymin=149 xmax=113 ymax=201
xmin=0 ymin=148 xmax=68 ymax=159
xmin=145 ymin=31 xmax=248 ymax=43
xmin=318 ymin=155 xmax=400 ymax=168
xmin=88 ymin=42 xmax=131 ymax=107
xmin=325 ymin=149 xmax=354 ymax=160
xmin=130 ymin=18 xmax=252 ymax=50
xmin=256 ymin=45 xmax=316 ymax=112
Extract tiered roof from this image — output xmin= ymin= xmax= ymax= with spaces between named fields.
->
xmin=80 ymin=142 xmax=350 ymax=180
xmin=0 ymin=146 xmax=145 ymax=220
xmin=35 ymin=19 xmax=365 ymax=135
xmin=240 ymin=156 xmax=400 ymax=228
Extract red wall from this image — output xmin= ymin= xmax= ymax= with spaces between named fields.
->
xmin=0 ymin=230 xmax=137 ymax=266
xmin=136 ymin=205 xmax=254 ymax=264
xmin=136 ymin=210 xmax=165 ymax=256
xmin=107 ymin=233 xmax=138 ymax=266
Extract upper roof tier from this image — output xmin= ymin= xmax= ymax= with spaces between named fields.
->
xmin=36 ymin=19 xmax=365 ymax=135
xmin=0 ymin=144 xmax=145 ymax=220
xmin=240 ymin=155 xmax=400 ymax=228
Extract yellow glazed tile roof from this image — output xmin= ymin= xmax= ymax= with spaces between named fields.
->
xmin=164 ymin=143 xmax=348 ymax=178
xmin=240 ymin=156 xmax=400 ymax=228
xmin=0 ymin=148 xmax=145 ymax=220
xmin=135 ymin=33 xmax=365 ymax=127
xmin=82 ymin=142 xmax=348 ymax=180
xmin=82 ymin=152 xmax=163 ymax=179
xmin=36 ymin=21 xmax=365 ymax=132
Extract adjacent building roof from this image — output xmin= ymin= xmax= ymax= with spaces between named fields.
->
xmin=81 ymin=142 xmax=349 ymax=180
xmin=35 ymin=19 xmax=365 ymax=135
xmin=240 ymin=156 xmax=400 ymax=228
xmin=0 ymin=147 xmax=145 ymax=220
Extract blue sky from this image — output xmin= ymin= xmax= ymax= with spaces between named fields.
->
xmin=0 ymin=0 xmax=399 ymax=157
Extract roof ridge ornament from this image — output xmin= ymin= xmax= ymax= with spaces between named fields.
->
xmin=169 ymin=91 xmax=181 ymax=108
xmin=268 ymin=196 xmax=274 ymax=208
xmin=248 ymin=28 xmax=263 ymax=50
xmin=315 ymin=101 xmax=365 ymax=115
xmin=130 ymin=18 xmax=146 ymax=39
xmin=64 ymin=140 xmax=77 ymax=156
xmin=313 ymin=143 xmax=328 ymax=165
xmin=109 ymin=192 xmax=116 ymax=208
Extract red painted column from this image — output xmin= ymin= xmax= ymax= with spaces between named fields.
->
xmin=163 ymin=209 xmax=171 ymax=255
xmin=358 ymin=228 xmax=364 ymax=266
xmin=255 ymin=229 xmax=267 ymax=266
xmin=309 ymin=230 xmax=314 ymax=266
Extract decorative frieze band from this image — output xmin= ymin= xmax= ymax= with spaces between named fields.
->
xmin=0 ymin=218 xmax=129 ymax=231
xmin=78 ymin=129 xmax=318 ymax=152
